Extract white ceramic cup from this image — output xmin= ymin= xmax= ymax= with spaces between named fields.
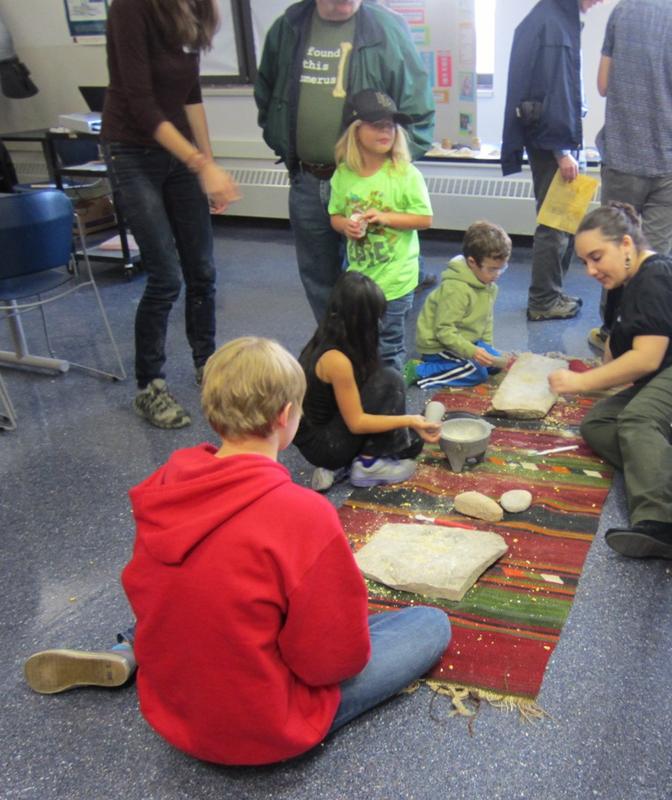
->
xmin=424 ymin=400 xmax=446 ymax=424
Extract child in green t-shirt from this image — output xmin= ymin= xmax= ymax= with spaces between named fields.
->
xmin=329 ymin=90 xmax=433 ymax=372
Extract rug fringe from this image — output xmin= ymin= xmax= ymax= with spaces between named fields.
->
xmin=424 ymin=679 xmax=549 ymax=722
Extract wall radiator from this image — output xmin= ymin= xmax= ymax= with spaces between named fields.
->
xmin=10 ymin=153 xmax=600 ymax=237
xmin=223 ymin=166 xmax=601 ymax=236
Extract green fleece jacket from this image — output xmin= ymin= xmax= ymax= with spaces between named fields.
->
xmin=254 ymin=0 xmax=434 ymax=169
xmin=415 ymin=255 xmax=498 ymax=359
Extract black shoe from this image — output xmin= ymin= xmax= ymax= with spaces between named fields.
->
xmin=415 ymin=273 xmax=439 ymax=294
xmin=605 ymin=521 xmax=672 ymax=560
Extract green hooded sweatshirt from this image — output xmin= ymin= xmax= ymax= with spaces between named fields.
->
xmin=415 ymin=255 xmax=498 ymax=359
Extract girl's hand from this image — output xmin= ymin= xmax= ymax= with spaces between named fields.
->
xmin=409 ymin=415 xmax=442 ymax=443
xmin=344 ymin=216 xmax=367 ymax=240
xmin=473 ymin=347 xmax=495 ymax=367
xmin=362 ymin=209 xmax=389 ymax=227
xmin=548 ymin=369 xmax=585 ymax=395
xmin=198 ymin=163 xmax=241 ymax=213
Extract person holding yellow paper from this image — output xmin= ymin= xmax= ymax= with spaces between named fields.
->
xmin=537 ymin=171 xmax=598 ymax=234
xmin=501 ymin=0 xmax=605 ymax=321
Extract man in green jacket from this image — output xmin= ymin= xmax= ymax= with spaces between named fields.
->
xmin=409 ymin=221 xmax=511 ymax=390
xmin=254 ymin=0 xmax=434 ymax=323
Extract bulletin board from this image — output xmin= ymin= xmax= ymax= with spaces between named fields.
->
xmin=202 ymin=0 xmax=478 ymax=146
xmin=384 ymin=0 xmax=478 ymax=147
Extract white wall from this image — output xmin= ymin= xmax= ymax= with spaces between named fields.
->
xmin=0 ymin=0 xmax=614 ymax=157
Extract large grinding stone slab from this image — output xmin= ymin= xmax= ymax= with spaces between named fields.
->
xmin=354 ymin=523 xmax=508 ymax=602
xmin=491 ymin=352 xmax=567 ymax=419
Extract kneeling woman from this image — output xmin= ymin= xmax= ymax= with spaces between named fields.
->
xmin=294 ymin=272 xmax=440 ymax=490
xmin=549 ymin=203 xmax=672 ymax=560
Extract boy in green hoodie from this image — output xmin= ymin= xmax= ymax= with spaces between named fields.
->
xmin=406 ymin=221 xmax=512 ymax=389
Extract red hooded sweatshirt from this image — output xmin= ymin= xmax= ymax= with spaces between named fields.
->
xmin=122 ymin=444 xmax=371 ymax=765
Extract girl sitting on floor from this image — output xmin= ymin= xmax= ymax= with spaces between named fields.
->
xmin=293 ymin=272 xmax=440 ymax=492
xmin=549 ymin=202 xmax=672 ymax=560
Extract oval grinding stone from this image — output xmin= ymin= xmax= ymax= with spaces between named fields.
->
xmin=500 ymin=489 xmax=533 ymax=513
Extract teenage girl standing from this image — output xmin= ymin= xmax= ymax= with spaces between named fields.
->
xmin=329 ymin=90 xmax=433 ymax=372
xmin=294 ymin=271 xmax=440 ymax=491
xmin=102 ymin=0 xmax=239 ymax=429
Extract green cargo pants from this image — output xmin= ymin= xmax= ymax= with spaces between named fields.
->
xmin=580 ymin=365 xmax=672 ymax=526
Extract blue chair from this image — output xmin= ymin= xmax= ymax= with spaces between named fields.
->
xmin=0 ymin=189 xmax=126 ymax=382
xmin=0 ymin=372 xmax=17 ymax=430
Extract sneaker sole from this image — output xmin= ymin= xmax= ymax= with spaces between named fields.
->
xmin=350 ymin=472 xmax=416 ymax=488
xmin=24 ymin=650 xmax=132 ymax=694
xmin=133 ymin=403 xmax=191 ymax=430
xmin=311 ymin=469 xmax=335 ymax=492
xmin=587 ymin=334 xmax=607 ymax=352
xmin=605 ymin=531 xmax=672 ymax=560
xmin=527 ymin=308 xmax=580 ymax=321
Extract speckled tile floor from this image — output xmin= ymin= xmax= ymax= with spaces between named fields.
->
xmin=2 ymin=219 xmax=671 ymax=800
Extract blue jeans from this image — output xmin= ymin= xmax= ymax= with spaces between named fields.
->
xmin=105 ymin=143 xmax=216 ymax=387
xmin=328 ymin=607 xmax=451 ymax=733
xmin=380 ymin=291 xmax=414 ymax=372
xmin=118 ymin=608 xmax=451 ymax=738
xmin=288 ymin=170 xmax=344 ymax=323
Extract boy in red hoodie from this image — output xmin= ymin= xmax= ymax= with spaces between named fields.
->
xmin=25 ymin=337 xmax=450 ymax=765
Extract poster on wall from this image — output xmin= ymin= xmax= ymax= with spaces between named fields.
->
xmin=63 ymin=0 xmax=109 ymax=44
xmin=384 ymin=0 xmax=478 ymax=149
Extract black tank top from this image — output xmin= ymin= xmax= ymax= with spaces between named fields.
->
xmin=301 ymin=345 xmax=340 ymax=427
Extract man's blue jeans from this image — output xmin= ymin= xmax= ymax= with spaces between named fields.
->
xmin=328 ymin=607 xmax=451 ymax=733
xmin=288 ymin=169 xmax=344 ymax=323
xmin=105 ymin=143 xmax=216 ymax=387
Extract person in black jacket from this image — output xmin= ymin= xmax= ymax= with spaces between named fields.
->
xmin=501 ymin=0 xmax=603 ymax=321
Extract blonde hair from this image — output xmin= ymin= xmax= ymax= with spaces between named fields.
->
xmin=201 ymin=337 xmax=306 ymax=440
xmin=334 ymin=120 xmax=411 ymax=174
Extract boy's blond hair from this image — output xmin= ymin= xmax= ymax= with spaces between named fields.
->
xmin=463 ymin=220 xmax=512 ymax=264
xmin=201 ymin=337 xmax=306 ymax=439
xmin=334 ymin=120 xmax=411 ymax=174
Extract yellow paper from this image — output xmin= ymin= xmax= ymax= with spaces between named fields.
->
xmin=537 ymin=171 xmax=599 ymax=234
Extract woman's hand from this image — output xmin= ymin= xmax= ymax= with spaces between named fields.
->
xmin=408 ymin=415 xmax=442 ymax=443
xmin=198 ymin=163 xmax=241 ymax=213
xmin=548 ymin=369 xmax=585 ymax=395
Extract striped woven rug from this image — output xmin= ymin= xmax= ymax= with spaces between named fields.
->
xmin=339 ymin=371 xmax=613 ymax=712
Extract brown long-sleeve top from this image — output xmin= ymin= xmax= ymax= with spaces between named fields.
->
xmin=101 ymin=0 xmax=202 ymax=146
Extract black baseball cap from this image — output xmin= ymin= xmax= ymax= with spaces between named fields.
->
xmin=343 ymin=89 xmax=412 ymax=127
